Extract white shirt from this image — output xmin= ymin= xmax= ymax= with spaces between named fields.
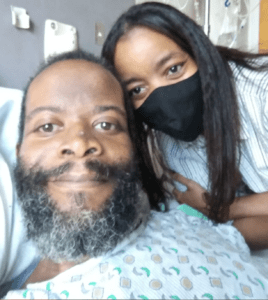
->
xmin=5 ymin=200 xmax=268 ymax=299
xmin=157 ymin=60 xmax=268 ymax=193
xmin=0 ymin=87 xmax=38 ymax=289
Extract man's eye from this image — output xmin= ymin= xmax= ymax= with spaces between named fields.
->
xmin=38 ymin=123 xmax=58 ymax=133
xmin=168 ymin=64 xmax=182 ymax=75
xmin=95 ymin=122 xmax=117 ymax=131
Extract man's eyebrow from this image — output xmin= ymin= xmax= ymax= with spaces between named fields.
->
xmin=26 ymin=105 xmax=126 ymax=122
xmin=26 ymin=106 xmax=63 ymax=122
xmin=93 ymin=105 xmax=126 ymax=118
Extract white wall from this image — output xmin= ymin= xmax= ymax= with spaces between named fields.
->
xmin=209 ymin=0 xmax=260 ymax=52
xmin=135 ymin=0 xmax=260 ymax=52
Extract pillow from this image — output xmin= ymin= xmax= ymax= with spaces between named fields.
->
xmin=0 ymin=87 xmax=23 ymax=167
xmin=0 ymin=87 xmax=38 ymax=290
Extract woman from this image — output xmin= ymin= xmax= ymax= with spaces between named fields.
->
xmin=102 ymin=2 xmax=268 ymax=249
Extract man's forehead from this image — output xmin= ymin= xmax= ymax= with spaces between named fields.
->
xmin=26 ymin=59 xmax=124 ymax=111
xmin=29 ymin=59 xmax=120 ymax=92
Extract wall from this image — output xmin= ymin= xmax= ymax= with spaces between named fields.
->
xmin=135 ymin=0 xmax=260 ymax=52
xmin=135 ymin=0 xmax=207 ymax=27
xmin=0 ymin=0 xmax=135 ymax=90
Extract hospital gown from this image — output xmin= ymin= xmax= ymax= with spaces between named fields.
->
xmin=5 ymin=201 xmax=268 ymax=299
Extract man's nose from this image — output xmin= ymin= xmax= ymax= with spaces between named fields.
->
xmin=58 ymin=124 xmax=103 ymax=158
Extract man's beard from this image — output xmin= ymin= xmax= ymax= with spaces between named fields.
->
xmin=13 ymin=158 xmax=149 ymax=263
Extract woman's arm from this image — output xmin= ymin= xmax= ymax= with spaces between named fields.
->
xmin=229 ymin=192 xmax=268 ymax=219
xmin=231 ymin=193 xmax=268 ymax=250
xmin=233 ymin=216 xmax=268 ymax=250
xmin=172 ymin=173 xmax=268 ymax=249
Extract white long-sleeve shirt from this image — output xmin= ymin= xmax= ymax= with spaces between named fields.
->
xmin=157 ymin=60 xmax=268 ymax=193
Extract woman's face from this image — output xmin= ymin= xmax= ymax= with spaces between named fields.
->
xmin=114 ymin=26 xmax=198 ymax=109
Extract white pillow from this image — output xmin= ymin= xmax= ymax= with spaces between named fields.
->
xmin=0 ymin=87 xmax=38 ymax=286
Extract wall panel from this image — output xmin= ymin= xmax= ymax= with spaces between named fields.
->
xmin=0 ymin=0 xmax=135 ymax=89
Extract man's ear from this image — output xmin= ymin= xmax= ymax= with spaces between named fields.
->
xmin=16 ymin=144 xmax=21 ymax=157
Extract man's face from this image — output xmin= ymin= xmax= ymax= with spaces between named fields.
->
xmin=14 ymin=59 xmax=149 ymax=262
xmin=18 ymin=60 xmax=132 ymax=211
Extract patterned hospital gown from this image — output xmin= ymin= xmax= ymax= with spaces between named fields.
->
xmin=5 ymin=201 xmax=268 ymax=299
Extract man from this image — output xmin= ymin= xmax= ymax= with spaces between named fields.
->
xmin=4 ymin=51 xmax=268 ymax=299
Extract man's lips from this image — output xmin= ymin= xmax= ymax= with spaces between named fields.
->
xmin=48 ymin=173 xmax=109 ymax=188
xmin=52 ymin=173 xmax=106 ymax=182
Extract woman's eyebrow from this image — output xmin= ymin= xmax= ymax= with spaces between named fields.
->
xmin=123 ymin=77 xmax=141 ymax=86
xmin=154 ymin=52 xmax=180 ymax=70
xmin=123 ymin=52 xmax=184 ymax=86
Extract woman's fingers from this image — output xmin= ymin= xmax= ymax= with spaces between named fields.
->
xmin=172 ymin=187 xmax=185 ymax=203
xmin=170 ymin=171 xmax=192 ymax=187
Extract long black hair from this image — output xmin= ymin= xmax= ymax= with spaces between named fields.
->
xmin=18 ymin=50 xmax=167 ymax=211
xmin=102 ymin=1 xmax=268 ymax=222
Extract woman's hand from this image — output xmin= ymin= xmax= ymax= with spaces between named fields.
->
xmin=171 ymin=172 xmax=209 ymax=216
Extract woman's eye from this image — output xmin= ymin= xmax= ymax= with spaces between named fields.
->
xmin=95 ymin=122 xmax=117 ymax=131
xmin=38 ymin=123 xmax=59 ymax=133
xmin=129 ymin=86 xmax=145 ymax=98
xmin=168 ymin=64 xmax=182 ymax=75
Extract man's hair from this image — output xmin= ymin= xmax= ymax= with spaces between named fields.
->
xmin=17 ymin=49 xmax=167 ymax=211
xmin=102 ymin=2 xmax=268 ymax=222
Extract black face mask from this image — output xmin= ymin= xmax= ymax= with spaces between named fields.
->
xmin=135 ymin=71 xmax=204 ymax=142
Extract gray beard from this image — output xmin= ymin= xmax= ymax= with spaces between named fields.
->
xmin=14 ymin=159 xmax=150 ymax=263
